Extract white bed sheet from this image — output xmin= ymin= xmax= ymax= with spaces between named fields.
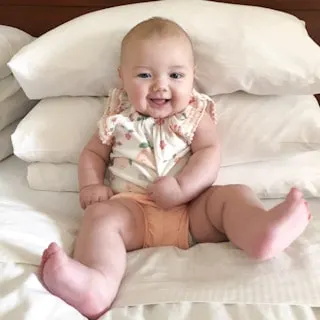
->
xmin=0 ymin=156 xmax=319 ymax=320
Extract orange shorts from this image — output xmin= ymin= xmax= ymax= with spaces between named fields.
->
xmin=112 ymin=192 xmax=190 ymax=250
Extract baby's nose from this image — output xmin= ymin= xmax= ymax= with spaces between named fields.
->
xmin=152 ymin=78 xmax=168 ymax=92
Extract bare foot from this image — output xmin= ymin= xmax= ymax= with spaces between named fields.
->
xmin=40 ymin=243 xmax=117 ymax=319
xmin=250 ymin=188 xmax=311 ymax=260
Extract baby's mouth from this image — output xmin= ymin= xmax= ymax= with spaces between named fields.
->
xmin=149 ymin=98 xmax=170 ymax=106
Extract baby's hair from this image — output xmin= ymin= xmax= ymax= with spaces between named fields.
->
xmin=120 ymin=17 xmax=194 ymax=63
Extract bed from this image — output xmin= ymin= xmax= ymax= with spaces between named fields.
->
xmin=1 ymin=1 xmax=320 ymax=319
xmin=1 ymin=155 xmax=320 ymax=319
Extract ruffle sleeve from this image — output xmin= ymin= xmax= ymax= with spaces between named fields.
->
xmin=169 ymin=90 xmax=216 ymax=145
xmin=98 ymin=88 xmax=129 ymax=145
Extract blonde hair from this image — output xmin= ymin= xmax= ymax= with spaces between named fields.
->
xmin=120 ymin=17 xmax=194 ymax=63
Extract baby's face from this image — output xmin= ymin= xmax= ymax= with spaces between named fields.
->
xmin=119 ymin=36 xmax=194 ymax=119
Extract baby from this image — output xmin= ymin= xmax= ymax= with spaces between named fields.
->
xmin=40 ymin=17 xmax=311 ymax=319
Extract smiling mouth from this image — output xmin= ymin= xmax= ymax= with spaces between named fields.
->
xmin=149 ymin=98 xmax=170 ymax=106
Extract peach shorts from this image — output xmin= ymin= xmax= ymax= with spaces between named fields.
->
xmin=112 ymin=192 xmax=192 ymax=250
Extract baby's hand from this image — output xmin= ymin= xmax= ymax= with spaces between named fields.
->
xmin=79 ymin=184 xmax=114 ymax=210
xmin=147 ymin=176 xmax=184 ymax=209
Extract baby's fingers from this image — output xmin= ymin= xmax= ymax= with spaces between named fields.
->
xmin=107 ymin=188 xmax=114 ymax=198
xmin=79 ymin=193 xmax=89 ymax=210
xmin=97 ymin=195 xmax=109 ymax=202
xmin=80 ymin=199 xmax=86 ymax=210
xmin=80 ymin=197 xmax=92 ymax=210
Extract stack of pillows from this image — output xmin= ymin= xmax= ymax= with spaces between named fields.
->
xmin=0 ymin=26 xmax=36 ymax=160
xmin=7 ymin=0 xmax=320 ymax=198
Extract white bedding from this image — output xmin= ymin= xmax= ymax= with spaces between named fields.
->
xmin=1 ymin=156 xmax=320 ymax=320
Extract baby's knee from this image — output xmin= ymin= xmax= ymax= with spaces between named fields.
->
xmin=210 ymin=184 xmax=253 ymax=198
xmin=84 ymin=202 xmax=117 ymax=225
xmin=85 ymin=201 xmax=110 ymax=214
xmin=225 ymin=184 xmax=252 ymax=194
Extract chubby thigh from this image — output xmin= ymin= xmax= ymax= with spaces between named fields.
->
xmin=75 ymin=192 xmax=197 ymax=257
xmin=108 ymin=197 xmax=147 ymax=251
xmin=188 ymin=186 xmax=228 ymax=244
xmin=75 ymin=197 xmax=146 ymax=257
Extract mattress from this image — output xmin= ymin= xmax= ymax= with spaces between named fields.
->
xmin=0 ymin=156 xmax=319 ymax=320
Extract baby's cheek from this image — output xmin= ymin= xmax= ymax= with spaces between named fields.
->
xmin=174 ymin=88 xmax=192 ymax=104
xmin=131 ymin=89 xmax=147 ymax=109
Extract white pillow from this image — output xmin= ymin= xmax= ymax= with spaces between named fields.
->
xmin=215 ymin=151 xmax=320 ymax=198
xmin=0 ymin=75 xmax=20 ymax=101
xmin=0 ymin=25 xmax=34 ymax=80
xmin=27 ymin=150 xmax=320 ymax=198
xmin=11 ymin=92 xmax=320 ymax=166
xmin=215 ymin=93 xmax=320 ymax=165
xmin=27 ymin=162 xmax=80 ymax=192
xmin=12 ymin=96 xmax=106 ymax=163
xmin=0 ymin=120 xmax=19 ymax=161
xmin=8 ymin=0 xmax=320 ymax=99
xmin=0 ymin=89 xmax=36 ymax=131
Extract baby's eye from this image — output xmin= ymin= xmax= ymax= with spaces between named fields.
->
xmin=137 ymin=73 xmax=151 ymax=79
xmin=170 ymin=72 xmax=184 ymax=79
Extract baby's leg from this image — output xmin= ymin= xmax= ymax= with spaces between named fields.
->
xmin=39 ymin=199 xmax=145 ymax=319
xmin=188 ymin=185 xmax=311 ymax=260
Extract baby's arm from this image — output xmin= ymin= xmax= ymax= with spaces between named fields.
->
xmin=148 ymin=112 xmax=220 ymax=209
xmin=78 ymin=131 xmax=113 ymax=209
xmin=176 ymin=111 xmax=220 ymax=202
